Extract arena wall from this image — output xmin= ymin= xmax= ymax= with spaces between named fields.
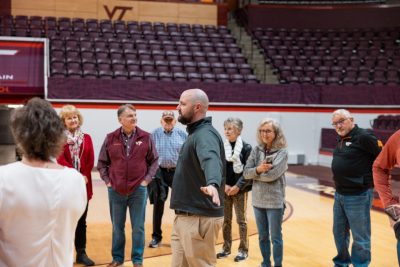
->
xmin=54 ymin=105 xmax=395 ymax=167
xmin=7 ymin=0 xmax=219 ymax=25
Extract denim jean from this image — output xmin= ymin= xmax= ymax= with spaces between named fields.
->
xmin=253 ymin=206 xmax=284 ymax=267
xmin=332 ymin=189 xmax=373 ymax=267
xmin=397 ymin=240 xmax=400 ymax=265
xmin=108 ymin=185 xmax=147 ymax=265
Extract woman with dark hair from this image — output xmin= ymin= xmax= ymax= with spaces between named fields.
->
xmin=57 ymin=104 xmax=95 ymax=266
xmin=0 ymin=98 xmax=87 ymax=266
xmin=244 ymin=118 xmax=288 ymax=267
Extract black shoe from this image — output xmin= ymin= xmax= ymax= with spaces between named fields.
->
xmin=216 ymin=251 xmax=231 ymax=259
xmin=76 ymin=252 xmax=95 ymax=266
xmin=149 ymin=238 xmax=161 ymax=248
xmin=234 ymin=251 xmax=248 ymax=262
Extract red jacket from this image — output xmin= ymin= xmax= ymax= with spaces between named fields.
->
xmin=57 ymin=134 xmax=94 ymax=200
xmin=373 ymin=129 xmax=400 ymax=207
xmin=97 ymin=127 xmax=159 ymax=195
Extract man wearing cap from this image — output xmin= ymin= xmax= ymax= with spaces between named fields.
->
xmin=148 ymin=110 xmax=187 ymax=248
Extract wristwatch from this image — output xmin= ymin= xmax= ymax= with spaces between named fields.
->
xmin=209 ymin=183 xmax=219 ymax=189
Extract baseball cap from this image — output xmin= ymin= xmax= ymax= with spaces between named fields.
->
xmin=162 ymin=110 xmax=175 ymax=120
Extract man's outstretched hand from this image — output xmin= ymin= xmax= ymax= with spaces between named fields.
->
xmin=200 ymin=185 xmax=220 ymax=206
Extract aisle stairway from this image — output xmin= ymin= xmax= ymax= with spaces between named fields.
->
xmin=227 ymin=13 xmax=279 ymax=84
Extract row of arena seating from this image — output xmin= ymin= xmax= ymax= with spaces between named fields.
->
xmin=252 ymin=27 xmax=399 ymax=39
xmin=268 ymin=54 xmax=400 ymax=66
xmin=283 ymin=76 xmax=395 ymax=85
xmin=0 ymin=15 xmax=259 ymax=83
xmin=278 ymin=65 xmax=399 ymax=85
xmin=320 ymin=114 xmax=398 ymax=152
xmin=372 ymin=115 xmax=399 ymax=145
xmin=51 ymin=69 xmax=259 ymax=83
xmin=50 ymin=38 xmax=241 ymax=53
xmin=52 ymin=60 xmax=252 ymax=74
xmin=252 ymin=27 xmax=400 ymax=85
xmin=1 ymin=27 xmax=235 ymax=42
xmin=372 ymin=115 xmax=400 ymax=131
xmin=0 ymin=15 xmax=231 ymax=37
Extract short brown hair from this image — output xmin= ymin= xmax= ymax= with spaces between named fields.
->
xmin=118 ymin=104 xmax=136 ymax=117
xmin=10 ymin=98 xmax=66 ymax=161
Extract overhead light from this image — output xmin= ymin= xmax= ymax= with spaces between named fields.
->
xmin=7 ymin=104 xmax=23 ymax=109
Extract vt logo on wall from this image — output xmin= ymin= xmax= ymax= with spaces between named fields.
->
xmin=103 ymin=5 xmax=133 ymax=20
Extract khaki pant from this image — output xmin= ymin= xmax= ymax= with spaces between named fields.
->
xmin=171 ymin=215 xmax=223 ymax=267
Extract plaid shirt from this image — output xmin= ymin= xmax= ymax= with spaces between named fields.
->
xmin=151 ymin=127 xmax=187 ymax=168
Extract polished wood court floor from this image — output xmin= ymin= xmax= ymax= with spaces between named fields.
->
xmin=81 ymin=171 xmax=398 ymax=267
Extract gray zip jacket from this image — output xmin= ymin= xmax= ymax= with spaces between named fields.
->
xmin=243 ymin=145 xmax=288 ymax=209
xmin=170 ymin=117 xmax=225 ymax=217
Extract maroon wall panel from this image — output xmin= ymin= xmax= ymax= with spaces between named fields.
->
xmin=47 ymin=78 xmax=400 ymax=106
xmin=246 ymin=4 xmax=400 ymax=29
xmin=0 ymin=0 xmax=11 ymax=16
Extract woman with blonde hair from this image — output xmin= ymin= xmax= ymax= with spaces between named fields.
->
xmin=58 ymin=104 xmax=95 ymax=266
xmin=244 ymin=118 xmax=288 ymax=267
xmin=0 ymin=98 xmax=86 ymax=266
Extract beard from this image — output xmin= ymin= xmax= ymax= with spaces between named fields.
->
xmin=178 ymin=109 xmax=194 ymax=125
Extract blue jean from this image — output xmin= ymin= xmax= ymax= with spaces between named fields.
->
xmin=397 ymin=240 xmax=400 ymax=265
xmin=332 ymin=189 xmax=373 ymax=267
xmin=108 ymin=185 xmax=147 ymax=265
xmin=253 ymin=206 xmax=284 ymax=267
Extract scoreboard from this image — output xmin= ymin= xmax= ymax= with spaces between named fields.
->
xmin=0 ymin=37 xmax=48 ymax=97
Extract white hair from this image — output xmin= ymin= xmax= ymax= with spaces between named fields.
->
xmin=224 ymin=117 xmax=243 ymax=132
xmin=332 ymin=109 xmax=352 ymax=119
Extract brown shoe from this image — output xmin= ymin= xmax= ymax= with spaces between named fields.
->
xmin=106 ymin=261 xmax=123 ymax=267
xmin=133 ymin=264 xmax=143 ymax=267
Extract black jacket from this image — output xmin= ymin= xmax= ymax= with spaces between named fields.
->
xmin=225 ymin=141 xmax=253 ymax=192
xmin=170 ymin=117 xmax=226 ymax=217
xmin=331 ymin=125 xmax=381 ymax=195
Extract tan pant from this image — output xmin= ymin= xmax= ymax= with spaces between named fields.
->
xmin=171 ymin=215 xmax=223 ymax=267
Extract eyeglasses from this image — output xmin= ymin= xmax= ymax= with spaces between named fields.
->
xmin=259 ymin=129 xmax=274 ymax=135
xmin=331 ymin=118 xmax=348 ymax=127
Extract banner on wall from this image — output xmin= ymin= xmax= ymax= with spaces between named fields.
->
xmin=0 ymin=37 xmax=48 ymax=97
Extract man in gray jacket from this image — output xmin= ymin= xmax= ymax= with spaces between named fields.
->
xmin=170 ymin=88 xmax=225 ymax=267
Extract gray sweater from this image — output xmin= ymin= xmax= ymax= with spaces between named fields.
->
xmin=243 ymin=145 xmax=288 ymax=209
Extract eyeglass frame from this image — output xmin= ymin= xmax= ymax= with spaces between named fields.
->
xmin=331 ymin=117 xmax=350 ymax=127
xmin=259 ymin=129 xmax=274 ymax=135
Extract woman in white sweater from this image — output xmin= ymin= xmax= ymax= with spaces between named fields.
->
xmin=0 ymin=98 xmax=87 ymax=267
xmin=244 ymin=118 xmax=288 ymax=267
